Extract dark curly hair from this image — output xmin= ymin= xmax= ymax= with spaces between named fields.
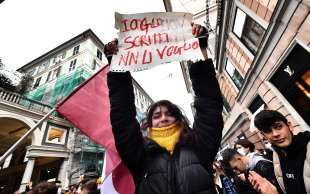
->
xmin=221 ymin=148 xmax=240 ymax=167
xmin=254 ymin=110 xmax=288 ymax=133
xmin=31 ymin=182 xmax=58 ymax=194
xmin=234 ymin=139 xmax=255 ymax=152
xmin=146 ymin=100 xmax=195 ymax=145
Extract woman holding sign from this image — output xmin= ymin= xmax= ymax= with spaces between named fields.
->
xmin=106 ymin=23 xmax=223 ymax=194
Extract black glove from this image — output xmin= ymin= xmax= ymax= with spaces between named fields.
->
xmin=104 ymin=39 xmax=118 ymax=64
xmin=198 ymin=26 xmax=209 ymax=49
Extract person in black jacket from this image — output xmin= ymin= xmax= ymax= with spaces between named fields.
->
xmin=105 ymin=23 xmax=223 ymax=194
xmin=251 ymin=110 xmax=310 ymax=194
xmin=221 ymin=148 xmax=281 ymax=194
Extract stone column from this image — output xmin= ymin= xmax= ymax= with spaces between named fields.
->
xmin=58 ymin=158 xmax=69 ymax=190
xmin=2 ymin=153 xmax=12 ymax=168
xmin=19 ymin=157 xmax=35 ymax=192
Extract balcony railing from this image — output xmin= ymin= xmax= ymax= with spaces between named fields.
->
xmin=0 ymin=87 xmax=52 ymax=114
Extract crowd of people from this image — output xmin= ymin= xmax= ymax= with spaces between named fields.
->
xmin=11 ymin=20 xmax=310 ymax=194
xmin=14 ymin=110 xmax=310 ymax=194
xmin=14 ymin=176 xmax=101 ymax=194
xmin=212 ymin=110 xmax=310 ymax=194
xmin=104 ymin=22 xmax=310 ymax=194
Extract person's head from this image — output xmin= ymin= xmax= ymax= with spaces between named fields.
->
xmin=221 ymin=148 xmax=248 ymax=175
xmin=254 ymin=110 xmax=293 ymax=148
xmin=31 ymin=182 xmax=58 ymax=194
xmin=70 ymin=185 xmax=77 ymax=192
xmin=234 ymin=139 xmax=255 ymax=156
xmin=80 ymin=179 xmax=98 ymax=194
xmin=146 ymin=100 xmax=189 ymax=129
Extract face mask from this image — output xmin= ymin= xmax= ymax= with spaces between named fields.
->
xmin=265 ymin=142 xmax=272 ymax=149
xmin=237 ymin=148 xmax=247 ymax=156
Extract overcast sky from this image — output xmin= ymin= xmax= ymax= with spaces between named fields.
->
xmin=0 ymin=0 xmax=194 ymax=122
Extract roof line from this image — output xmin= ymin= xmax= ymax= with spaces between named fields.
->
xmin=17 ymin=29 xmax=105 ymax=72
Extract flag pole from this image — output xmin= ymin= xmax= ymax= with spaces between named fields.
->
xmin=0 ymin=107 xmax=56 ymax=165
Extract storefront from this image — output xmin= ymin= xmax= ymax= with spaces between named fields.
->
xmin=270 ymin=43 xmax=310 ymax=126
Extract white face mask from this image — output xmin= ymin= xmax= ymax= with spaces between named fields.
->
xmin=237 ymin=148 xmax=248 ymax=156
xmin=265 ymin=142 xmax=272 ymax=149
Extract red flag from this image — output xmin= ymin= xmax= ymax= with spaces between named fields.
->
xmin=56 ymin=66 xmax=135 ymax=194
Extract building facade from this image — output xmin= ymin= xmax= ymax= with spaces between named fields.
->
xmin=164 ymin=0 xmax=220 ymax=115
xmin=0 ymin=88 xmax=71 ymax=194
xmin=166 ymin=0 xmax=310 ymax=151
xmin=216 ymin=0 xmax=310 ymax=149
xmin=0 ymin=29 xmax=153 ymax=193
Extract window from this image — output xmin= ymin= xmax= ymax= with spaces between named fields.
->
xmin=97 ymin=49 xmax=102 ymax=60
xmin=223 ymin=96 xmax=231 ymax=112
xmin=55 ymin=67 xmax=61 ymax=77
xmin=92 ymin=59 xmax=100 ymax=71
xmin=225 ymin=59 xmax=244 ymax=89
xmin=248 ymin=96 xmax=265 ymax=114
xmin=73 ymin=45 xmax=80 ymax=55
xmin=69 ymin=59 xmax=77 ymax=72
xmin=61 ymin=51 xmax=66 ymax=59
xmin=52 ymin=67 xmax=61 ymax=80
xmin=46 ymin=71 xmax=52 ymax=83
xmin=233 ymin=9 xmax=246 ymax=37
xmin=33 ymin=77 xmax=41 ymax=89
xmin=233 ymin=8 xmax=265 ymax=54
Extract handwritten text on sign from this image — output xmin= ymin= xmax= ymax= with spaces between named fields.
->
xmin=110 ymin=12 xmax=203 ymax=72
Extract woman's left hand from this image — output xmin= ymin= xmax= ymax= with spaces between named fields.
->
xmin=191 ymin=23 xmax=206 ymax=38
xmin=191 ymin=23 xmax=208 ymax=59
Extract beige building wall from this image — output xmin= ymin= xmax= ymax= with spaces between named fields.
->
xmin=219 ymin=0 xmax=310 ymax=149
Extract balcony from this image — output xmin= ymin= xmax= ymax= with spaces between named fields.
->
xmin=0 ymin=87 xmax=52 ymax=114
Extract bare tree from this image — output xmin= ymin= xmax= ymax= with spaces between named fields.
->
xmin=0 ymin=73 xmax=16 ymax=92
xmin=16 ymin=73 xmax=34 ymax=94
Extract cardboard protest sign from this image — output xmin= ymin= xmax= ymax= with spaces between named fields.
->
xmin=110 ymin=12 xmax=203 ymax=72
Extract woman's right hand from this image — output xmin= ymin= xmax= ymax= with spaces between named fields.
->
xmin=104 ymin=39 xmax=119 ymax=63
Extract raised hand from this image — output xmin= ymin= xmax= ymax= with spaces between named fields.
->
xmin=248 ymin=171 xmax=279 ymax=194
xmin=104 ymin=38 xmax=118 ymax=54
xmin=191 ymin=23 xmax=207 ymax=38
xmin=191 ymin=23 xmax=208 ymax=59
xmin=104 ymin=38 xmax=119 ymax=64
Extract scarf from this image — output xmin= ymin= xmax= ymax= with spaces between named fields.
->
xmin=149 ymin=123 xmax=182 ymax=154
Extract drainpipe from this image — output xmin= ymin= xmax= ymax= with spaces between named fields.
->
xmin=163 ymin=0 xmax=173 ymax=12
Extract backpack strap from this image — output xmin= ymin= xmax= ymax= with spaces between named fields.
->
xmin=303 ymin=142 xmax=310 ymax=193
xmin=273 ymin=151 xmax=286 ymax=194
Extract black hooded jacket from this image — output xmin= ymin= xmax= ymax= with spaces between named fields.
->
xmin=273 ymin=131 xmax=310 ymax=194
xmin=107 ymin=59 xmax=223 ymax=194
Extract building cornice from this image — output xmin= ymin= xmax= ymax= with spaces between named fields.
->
xmin=17 ymin=29 xmax=105 ymax=72
xmin=236 ymin=0 xmax=297 ymax=103
xmin=26 ymin=144 xmax=69 ymax=158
